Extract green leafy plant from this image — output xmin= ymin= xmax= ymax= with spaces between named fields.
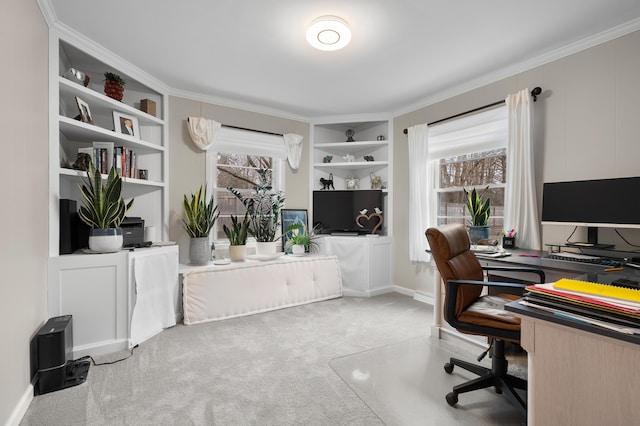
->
xmin=227 ymin=168 xmax=285 ymax=242
xmin=284 ymin=223 xmax=319 ymax=252
xmin=103 ymin=72 xmax=126 ymax=86
xmin=78 ymin=161 xmax=134 ymax=229
xmin=182 ymin=186 xmax=219 ymax=238
xmin=464 ymin=186 xmax=491 ymax=226
xmin=223 ymin=213 xmax=250 ymax=246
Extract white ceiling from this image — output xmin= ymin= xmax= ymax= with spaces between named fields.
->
xmin=45 ymin=0 xmax=640 ymax=120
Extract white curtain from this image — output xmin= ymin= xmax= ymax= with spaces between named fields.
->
xmin=504 ymin=89 xmax=541 ymax=250
xmin=408 ymin=123 xmax=431 ymax=262
xmin=187 ymin=117 xmax=221 ymax=151
xmin=283 ymin=133 xmax=304 ymax=170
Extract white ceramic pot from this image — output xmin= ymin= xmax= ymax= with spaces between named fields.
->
xmin=255 ymin=241 xmax=277 ymax=255
xmin=229 ymin=245 xmax=247 ymax=262
xmin=292 ymin=244 xmax=305 ymax=255
xmin=88 ymin=228 xmax=123 ymax=253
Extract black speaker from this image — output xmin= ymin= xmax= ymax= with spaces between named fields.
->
xmin=59 ymin=199 xmax=77 ymax=254
xmin=59 ymin=199 xmax=90 ymax=253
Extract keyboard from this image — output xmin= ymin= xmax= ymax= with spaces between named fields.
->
xmin=547 ymin=252 xmax=623 ymax=267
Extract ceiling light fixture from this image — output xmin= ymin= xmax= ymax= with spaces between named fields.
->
xmin=306 ymin=16 xmax=351 ymax=51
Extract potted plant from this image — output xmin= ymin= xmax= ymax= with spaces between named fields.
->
xmin=223 ymin=213 xmax=250 ymax=261
xmin=104 ymin=71 xmax=126 ymax=101
xmin=464 ymin=186 xmax=491 ymax=243
xmin=284 ymin=223 xmax=319 ymax=255
xmin=182 ymin=186 xmax=219 ymax=265
xmin=78 ymin=161 xmax=134 ymax=252
xmin=228 ymin=168 xmax=285 ymax=255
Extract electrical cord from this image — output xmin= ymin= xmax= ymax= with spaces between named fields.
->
xmin=615 ymin=229 xmax=640 ymax=248
xmin=76 ymin=344 xmax=138 ymax=366
xmin=565 ymin=226 xmax=578 ymax=245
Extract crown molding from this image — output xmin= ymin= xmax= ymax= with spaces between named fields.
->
xmin=169 ymin=88 xmax=310 ymax=123
xmin=393 ymin=17 xmax=640 ymax=118
xmin=36 ymin=0 xmax=57 ymax=27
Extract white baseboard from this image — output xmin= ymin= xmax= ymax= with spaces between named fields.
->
xmin=343 ymin=286 xmax=395 ymax=297
xmin=5 ymin=384 xmax=33 ymax=426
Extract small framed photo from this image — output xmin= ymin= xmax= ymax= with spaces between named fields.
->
xmin=113 ymin=111 xmax=140 ymax=138
xmin=281 ymin=209 xmax=308 ymax=252
xmin=75 ymin=96 xmax=93 ymax=124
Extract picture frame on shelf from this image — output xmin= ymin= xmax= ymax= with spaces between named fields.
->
xmin=75 ymin=96 xmax=93 ymax=124
xmin=113 ymin=111 xmax=139 ymax=138
xmin=281 ymin=209 xmax=308 ymax=253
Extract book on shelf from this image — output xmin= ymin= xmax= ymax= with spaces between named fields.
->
xmin=92 ymin=141 xmax=114 ymax=173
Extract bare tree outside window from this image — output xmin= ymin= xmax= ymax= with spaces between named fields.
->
xmin=214 ymin=153 xmax=274 ymax=240
xmin=436 ymin=148 xmax=506 ymax=236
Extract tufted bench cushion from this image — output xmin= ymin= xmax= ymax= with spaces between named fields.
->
xmin=181 ymin=255 xmax=342 ymax=325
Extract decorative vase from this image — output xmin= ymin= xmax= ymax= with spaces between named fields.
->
xmin=104 ymin=80 xmax=124 ymax=101
xmin=255 ymin=241 xmax=277 ymax=255
xmin=189 ymin=237 xmax=210 ymax=265
xmin=468 ymin=226 xmax=490 ymax=244
xmin=88 ymin=228 xmax=123 ymax=253
xmin=229 ymin=245 xmax=247 ymax=262
xmin=292 ymin=244 xmax=305 ymax=256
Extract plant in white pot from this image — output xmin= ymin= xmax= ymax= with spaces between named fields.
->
xmin=78 ymin=162 xmax=134 ymax=253
xmin=223 ymin=213 xmax=250 ymax=262
xmin=284 ymin=223 xmax=319 ymax=255
xmin=464 ymin=186 xmax=491 ymax=244
xmin=228 ymin=168 xmax=285 ymax=255
xmin=182 ymin=186 xmax=219 ymax=265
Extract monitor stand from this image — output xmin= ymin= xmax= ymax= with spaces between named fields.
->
xmin=566 ymin=226 xmax=614 ymax=249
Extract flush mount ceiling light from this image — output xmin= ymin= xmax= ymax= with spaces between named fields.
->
xmin=306 ymin=16 xmax=351 ymax=51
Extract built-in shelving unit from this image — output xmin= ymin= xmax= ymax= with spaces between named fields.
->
xmin=310 ymin=118 xmax=393 ymax=235
xmin=49 ymin=33 xmax=169 ymax=255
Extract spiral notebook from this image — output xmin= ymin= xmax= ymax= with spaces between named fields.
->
xmin=554 ymin=278 xmax=640 ymax=303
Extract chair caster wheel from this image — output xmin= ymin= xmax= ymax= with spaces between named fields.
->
xmin=446 ymin=392 xmax=458 ymax=406
xmin=495 ymin=386 xmax=502 ymax=394
xmin=444 ymin=363 xmax=454 ymax=374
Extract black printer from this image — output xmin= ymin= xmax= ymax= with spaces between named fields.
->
xmin=121 ymin=216 xmax=146 ymax=247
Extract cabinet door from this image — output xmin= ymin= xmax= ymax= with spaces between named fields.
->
xmin=48 ymin=252 xmax=128 ymax=357
xmin=325 ymin=237 xmax=370 ymax=292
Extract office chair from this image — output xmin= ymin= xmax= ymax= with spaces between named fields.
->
xmin=425 ymin=224 xmax=545 ymax=417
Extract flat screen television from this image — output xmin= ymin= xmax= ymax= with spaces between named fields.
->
xmin=541 ymin=176 xmax=640 ymax=247
xmin=313 ymin=190 xmax=384 ymax=234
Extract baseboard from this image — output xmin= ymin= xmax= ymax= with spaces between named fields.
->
xmin=392 ymin=286 xmax=435 ymax=306
xmin=343 ymin=286 xmax=394 ymax=297
xmin=5 ymin=384 xmax=33 ymax=426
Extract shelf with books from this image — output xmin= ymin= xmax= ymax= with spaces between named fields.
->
xmin=49 ymin=32 xmax=169 ymax=255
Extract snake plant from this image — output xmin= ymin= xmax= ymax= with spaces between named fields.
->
xmin=464 ymin=186 xmax=491 ymax=226
xmin=78 ymin=161 xmax=134 ymax=229
xmin=223 ymin=213 xmax=250 ymax=246
xmin=182 ymin=186 xmax=219 ymax=238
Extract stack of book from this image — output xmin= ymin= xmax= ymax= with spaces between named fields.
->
xmin=77 ymin=142 xmax=137 ymax=177
xmin=522 ymin=277 xmax=640 ymax=335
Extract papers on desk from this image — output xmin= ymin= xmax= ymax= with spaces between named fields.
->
xmin=470 ymin=245 xmax=511 ymax=258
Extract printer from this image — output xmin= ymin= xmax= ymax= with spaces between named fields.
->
xmin=121 ymin=216 xmax=145 ymax=247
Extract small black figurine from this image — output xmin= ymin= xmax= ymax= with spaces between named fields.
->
xmin=320 ymin=173 xmax=335 ymax=190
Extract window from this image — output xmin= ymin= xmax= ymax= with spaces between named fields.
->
xmin=205 ymin=128 xmax=286 ymax=242
xmin=429 ymin=106 xmax=508 ymax=236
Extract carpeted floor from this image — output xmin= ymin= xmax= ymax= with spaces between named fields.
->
xmin=20 ymin=293 xmax=525 ymax=425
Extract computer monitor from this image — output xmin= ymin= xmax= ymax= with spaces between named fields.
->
xmin=541 ymin=176 xmax=640 ymax=247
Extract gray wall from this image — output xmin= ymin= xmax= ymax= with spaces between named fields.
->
xmin=168 ymin=96 xmax=310 ymax=264
xmin=393 ymin=30 xmax=640 ymax=294
xmin=0 ymin=0 xmax=49 ymax=423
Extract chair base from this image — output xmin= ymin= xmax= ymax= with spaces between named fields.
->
xmin=444 ymin=340 xmax=527 ymax=418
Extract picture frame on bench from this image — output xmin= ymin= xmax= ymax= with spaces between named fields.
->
xmin=281 ymin=209 xmax=308 ymax=253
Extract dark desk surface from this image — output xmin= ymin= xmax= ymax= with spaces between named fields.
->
xmin=479 ymin=247 xmax=640 ymax=278
xmin=505 ymin=299 xmax=640 ymax=346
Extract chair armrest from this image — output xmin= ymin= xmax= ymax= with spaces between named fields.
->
xmin=481 ymin=265 xmax=546 ymax=284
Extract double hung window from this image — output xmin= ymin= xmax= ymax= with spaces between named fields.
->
xmin=205 ymin=128 xmax=285 ymax=241
xmin=429 ymin=106 xmax=508 ymax=236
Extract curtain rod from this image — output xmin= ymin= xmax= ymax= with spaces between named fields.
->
xmin=222 ymin=124 xmax=283 ymax=137
xmin=402 ymin=87 xmax=542 ymax=135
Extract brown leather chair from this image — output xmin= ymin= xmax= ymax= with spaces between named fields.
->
xmin=426 ymin=224 xmax=545 ymax=417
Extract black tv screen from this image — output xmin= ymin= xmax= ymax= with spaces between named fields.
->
xmin=313 ymin=190 xmax=384 ymax=234
xmin=541 ymin=177 xmax=640 ymax=227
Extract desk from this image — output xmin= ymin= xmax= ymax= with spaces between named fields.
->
xmin=506 ymin=300 xmax=640 ymax=426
